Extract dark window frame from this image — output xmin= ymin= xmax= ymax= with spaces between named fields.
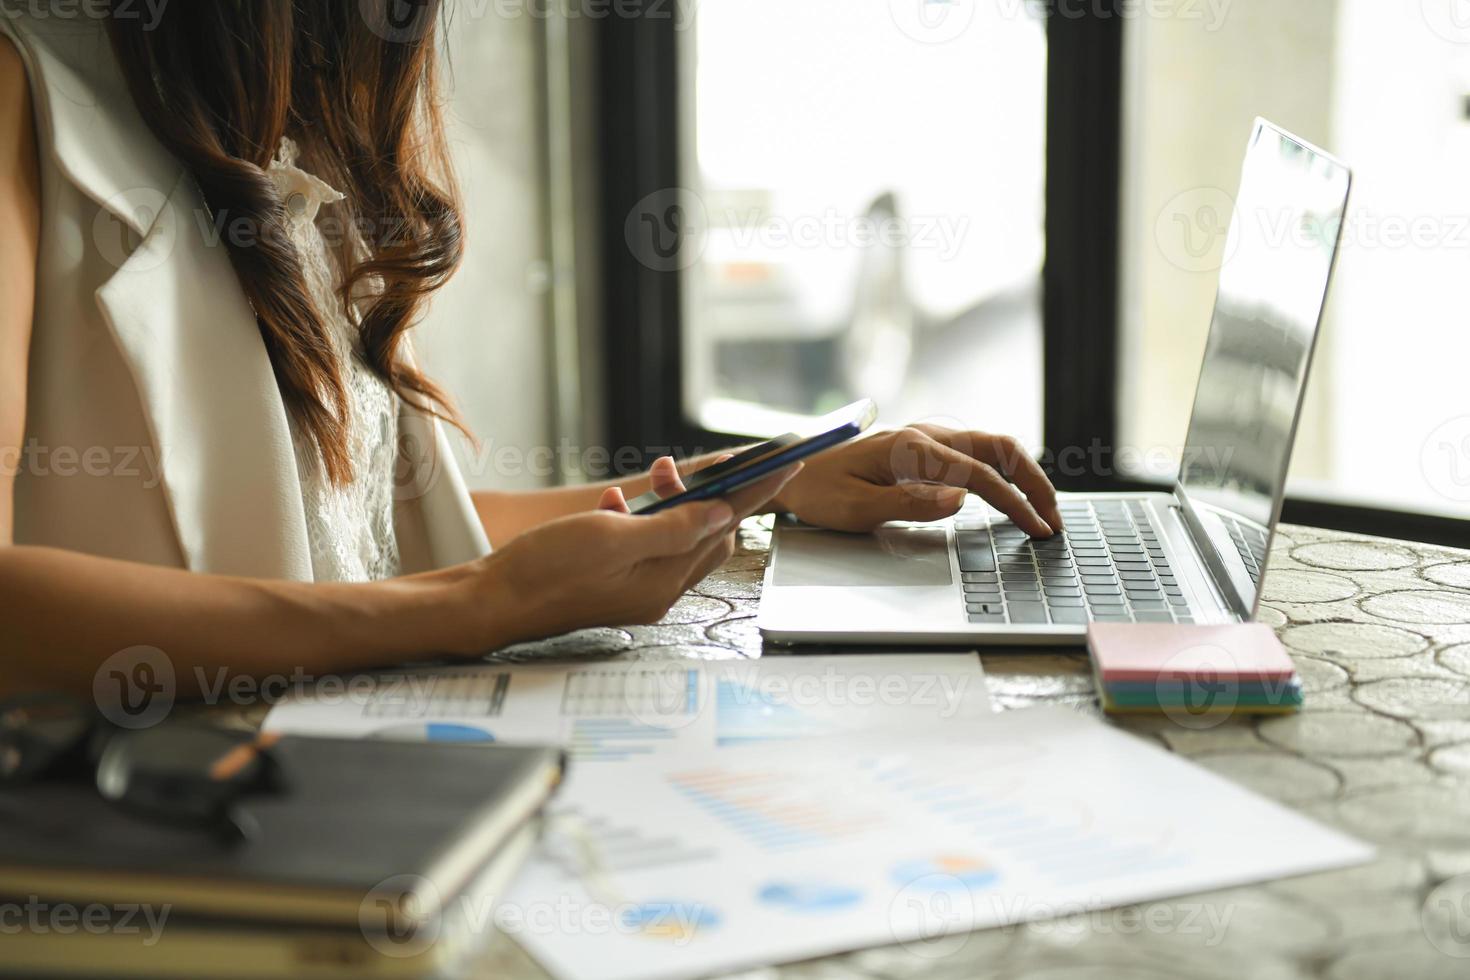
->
xmin=596 ymin=2 xmax=724 ymax=464
xmin=1042 ymin=3 xmax=1123 ymax=492
xmin=593 ymin=2 xmax=1469 ymax=549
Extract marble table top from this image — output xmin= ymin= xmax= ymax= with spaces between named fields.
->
xmin=463 ymin=521 xmax=1470 ymax=978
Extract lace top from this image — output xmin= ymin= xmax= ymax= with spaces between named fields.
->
xmin=268 ymin=138 xmax=402 ymax=583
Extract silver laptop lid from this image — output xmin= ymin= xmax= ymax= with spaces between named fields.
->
xmin=1175 ymin=119 xmax=1352 ymax=619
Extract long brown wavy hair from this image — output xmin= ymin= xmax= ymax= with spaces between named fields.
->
xmin=105 ymin=1 xmax=464 ymax=486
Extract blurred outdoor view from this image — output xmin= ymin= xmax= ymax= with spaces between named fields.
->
xmin=681 ymin=0 xmax=1470 ymax=517
xmin=680 ymin=0 xmax=1047 ymax=447
xmin=1125 ymin=0 xmax=1470 ymax=516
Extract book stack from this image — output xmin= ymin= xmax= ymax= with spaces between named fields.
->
xmin=0 ymin=736 xmax=564 ymax=979
xmin=1088 ymin=623 xmax=1303 ymax=716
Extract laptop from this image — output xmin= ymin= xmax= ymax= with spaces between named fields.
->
xmin=758 ymin=119 xmax=1352 ymax=645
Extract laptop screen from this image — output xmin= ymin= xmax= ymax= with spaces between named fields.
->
xmin=1177 ymin=120 xmax=1351 ymax=612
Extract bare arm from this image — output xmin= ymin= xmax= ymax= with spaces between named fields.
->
xmin=0 ymin=40 xmax=469 ymax=700
xmin=0 ymin=41 xmax=788 ymax=702
xmin=0 ymin=548 xmax=475 ymax=699
xmin=0 ymin=34 xmax=36 ymax=547
xmin=474 ymin=417 xmax=1065 ymax=547
xmin=472 ymin=452 xmax=730 ymax=548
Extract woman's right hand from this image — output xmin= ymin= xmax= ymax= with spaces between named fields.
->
xmin=455 ymin=463 xmax=800 ymax=653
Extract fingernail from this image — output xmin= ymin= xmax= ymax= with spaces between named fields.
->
xmin=938 ymin=487 xmax=967 ymax=509
xmin=707 ymin=502 xmax=734 ymax=532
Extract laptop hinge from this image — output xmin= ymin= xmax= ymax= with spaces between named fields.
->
xmin=1170 ymin=485 xmax=1254 ymax=622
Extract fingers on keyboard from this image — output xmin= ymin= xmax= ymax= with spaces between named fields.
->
xmin=960 ymin=502 xmax=1191 ymax=626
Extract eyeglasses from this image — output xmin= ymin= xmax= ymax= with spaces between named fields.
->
xmin=0 ymin=693 xmax=285 ymax=843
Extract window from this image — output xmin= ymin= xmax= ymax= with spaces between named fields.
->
xmin=677 ymin=0 xmax=1048 ymax=444
xmin=599 ymin=1 xmax=1460 ymax=542
xmin=1121 ymin=0 xmax=1470 ymax=519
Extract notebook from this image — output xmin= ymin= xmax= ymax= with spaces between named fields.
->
xmin=0 ymin=736 xmax=564 ymax=978
xmin=1088 ymin=623 xmax=1303 ymax=714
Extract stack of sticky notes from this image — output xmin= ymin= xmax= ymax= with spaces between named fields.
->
xmin=1088 ymin=623 xmax=1303 ymax=716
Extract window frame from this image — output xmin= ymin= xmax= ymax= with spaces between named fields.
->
xmin=592 ymin=2 xmax=1469 ymax=548
xmin=596 ymin=2 xmax=725 ymax=464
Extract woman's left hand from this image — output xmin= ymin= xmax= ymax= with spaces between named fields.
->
xmin=770 ymin=423 xmax=1063 ymax=537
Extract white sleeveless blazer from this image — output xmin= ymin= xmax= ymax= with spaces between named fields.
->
xmin=2 ymin=14 xmax=491 ymax=579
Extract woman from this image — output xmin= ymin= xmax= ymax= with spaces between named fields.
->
xmin=0 ymin=3 xmax=1060 ymax=699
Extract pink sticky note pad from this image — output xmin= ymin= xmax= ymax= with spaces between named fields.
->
xmin=1087 ymin=623 xmax=1297 ymax=683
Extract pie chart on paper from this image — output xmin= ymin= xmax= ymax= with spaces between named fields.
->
xmin=890 ymin=855 xmax=1000 ymax=889
xmin=757 ymin=881 xmax=864 ymax=914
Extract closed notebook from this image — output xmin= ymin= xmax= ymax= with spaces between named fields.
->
xmin=0 ymin=736 xmax=564 ymax=979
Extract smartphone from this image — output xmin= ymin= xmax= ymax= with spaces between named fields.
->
xmin=627 ymin=399 xmax=879 ymax=516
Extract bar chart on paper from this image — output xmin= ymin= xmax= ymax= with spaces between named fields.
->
xmin=712 ymin=678 xmax=829 ymax=746
xmin=560 ymin=665 xmax=701 ymax=761
xmin=361 ymin=670 xmax=511 ymax=718
xmin=552 ymin=655 xmax=992 ymax=761
xmin=263 ymin=655 xmax=993 ymax=766
xmin=507 ymin=708 xmax=1374 ymax=980
xmin=560 ymin=665 xmax=700 ymax=717
xmin=865 ymin=750 xmax=1187 ymax=887
xmin=667 ymin=765 xmax=892 ymax=851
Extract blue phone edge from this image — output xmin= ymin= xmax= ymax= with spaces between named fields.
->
xmin=632 ymin=421 xmax=863 ymax=516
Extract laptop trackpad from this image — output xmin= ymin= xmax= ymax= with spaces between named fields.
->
xmin=773 ymin=527 xmax=952 ymax=587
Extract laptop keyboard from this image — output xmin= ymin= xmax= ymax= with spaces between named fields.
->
xmin=955 ymin=499 xmax=1194 ymax=626
xmin=1223 ymin=514 xmax=1269 ymax=586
